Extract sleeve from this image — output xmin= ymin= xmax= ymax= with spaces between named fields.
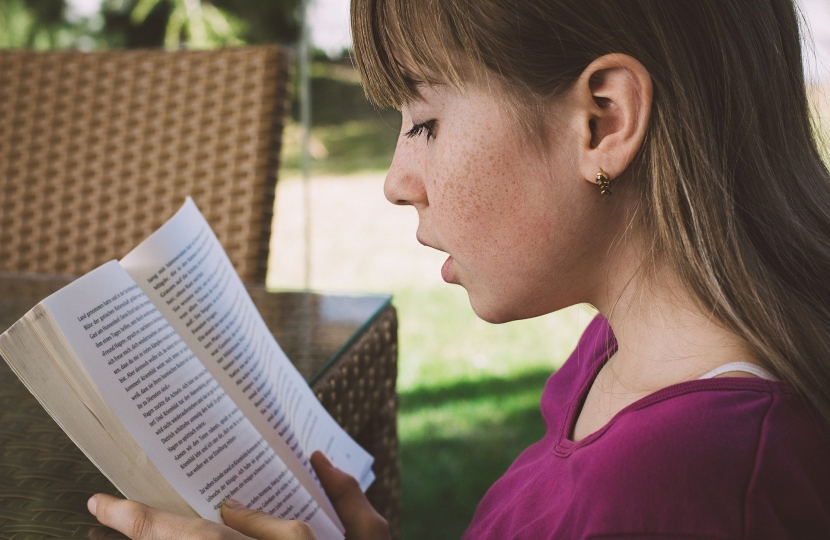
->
xmin=743 ymin=396 xmax=830 ymax=539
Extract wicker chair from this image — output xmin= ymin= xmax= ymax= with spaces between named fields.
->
xmin=0 ymin=46 xmax=287 ymax=283
xmin=0 ymin=47 xmax=400 ymax=538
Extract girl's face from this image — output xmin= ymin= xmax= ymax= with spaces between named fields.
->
xmin=385 ymin=82 xmax=608 ymax=323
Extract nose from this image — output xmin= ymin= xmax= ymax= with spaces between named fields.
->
xmin=384 ymin=135 xmax=428 ymax=207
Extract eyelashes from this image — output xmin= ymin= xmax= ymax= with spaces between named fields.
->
xmin=405 ymin=120 xmax=437 ymax=141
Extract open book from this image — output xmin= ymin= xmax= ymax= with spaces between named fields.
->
xmin=0 ymin=198 xmax=374 ymax=540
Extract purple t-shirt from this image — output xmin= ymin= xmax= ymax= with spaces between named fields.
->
xmin=463 ymin=315 xmax=830 ymax=539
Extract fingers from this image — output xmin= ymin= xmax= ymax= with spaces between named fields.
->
xmin=310 ymin=452 xmax=390 ymax=540
xmin=88 ymin=493 xmax=246 ymax=540
xmin=221 ymin=500 xmax=317 ymax=540
xmin=89 ymin=494 xmax=321 ymax=540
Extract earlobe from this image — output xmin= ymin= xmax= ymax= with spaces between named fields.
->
xmin=575 ymin=53 xmax=653 ymax=189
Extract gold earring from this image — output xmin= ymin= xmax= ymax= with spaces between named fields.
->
xmin=596 ymin=170 xmax=612 ymax=196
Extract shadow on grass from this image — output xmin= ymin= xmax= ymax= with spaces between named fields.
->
xmin=399 ymin=368 xmax=556 ymax=540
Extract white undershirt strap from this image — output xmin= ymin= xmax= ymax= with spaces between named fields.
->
xmin=698 ymin=361 xmax=777 ymax=381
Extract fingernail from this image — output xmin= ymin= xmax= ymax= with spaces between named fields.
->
xmin=87 ymin=495 xmax=98 ymax=516
xmin=223 ymin=498 xmax=245 ymax=510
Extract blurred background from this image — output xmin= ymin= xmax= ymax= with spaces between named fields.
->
xmin=1 ymin=0 xmax=828 ymax=538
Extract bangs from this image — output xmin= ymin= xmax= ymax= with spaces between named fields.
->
xmin=351 ymin=0 xmax=478 ymax=108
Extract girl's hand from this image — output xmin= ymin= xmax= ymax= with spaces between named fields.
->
xmin=308 ymin=451 xmax=390 ymax=540
xmin=87 ymin=451 xmax=390 ymax=540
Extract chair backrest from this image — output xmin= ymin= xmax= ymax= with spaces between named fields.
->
xmin=0 ymin=46 xmax=290 ymax=284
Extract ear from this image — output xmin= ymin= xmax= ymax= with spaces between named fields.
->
xmin=570 ymin=54 xmax=653 ymax=189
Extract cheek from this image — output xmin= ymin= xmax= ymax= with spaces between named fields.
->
xmin=429 ymin=126 xmax=554 ymax=262
xmin=431 ymin=149 xmax=499 ymax=244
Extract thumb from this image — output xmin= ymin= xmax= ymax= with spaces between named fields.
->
xmin=310 ymin=452 xmax=390 ymax=540
xmin=221 ymin=499 xmax=316 ymax=540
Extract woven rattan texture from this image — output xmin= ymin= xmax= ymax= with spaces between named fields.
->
xmin=0 ymin=365 xmax=126 ymax=539
xmin=0 ymin=46 xmax=289 ymax=284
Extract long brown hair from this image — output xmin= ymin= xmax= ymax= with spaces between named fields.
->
xmin=351 ymin=0 xmax=830 ymax=426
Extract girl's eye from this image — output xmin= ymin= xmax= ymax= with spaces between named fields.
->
xmin=405 ymin=120 xmax=437 ymax=141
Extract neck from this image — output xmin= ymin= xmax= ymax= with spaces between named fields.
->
xmin=589 ymin=245 xmax=758 ymax=394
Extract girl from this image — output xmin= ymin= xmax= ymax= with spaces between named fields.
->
xmin=89 ymin=0 xmax=830 ymax=538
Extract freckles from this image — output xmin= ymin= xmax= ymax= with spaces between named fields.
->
xmin=428 ymin=88 xmax=552 ymax=274
xmin=438 ymin=126 xmax=507 ymax=219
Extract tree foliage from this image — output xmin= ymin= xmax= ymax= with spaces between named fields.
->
xmin=0 ymin=0 xmax=97 ymax=49
xmin=0 ymin=0 xmax=301 ymax=50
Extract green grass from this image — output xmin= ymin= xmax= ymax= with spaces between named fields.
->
xmin=399 ymin=370 xmax=553 ymax=540
xmin=392 ymin=286 xmax=593 ymax=392
xmin=386 ymin=286 xmax=593 ymax=538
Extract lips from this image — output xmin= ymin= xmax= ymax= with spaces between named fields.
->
xmin=415 ymin=235 xmax=454 ymax=281
xmin=441 ymin=255 xmax=454 ymax=283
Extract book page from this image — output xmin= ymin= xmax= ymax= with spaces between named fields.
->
xmin=120 ymin=199 xmax=375 ymax=491
xmin=42 ymin=262 xmax=342 ymax=540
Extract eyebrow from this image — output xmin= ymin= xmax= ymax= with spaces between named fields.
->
xmin=401 ymin=62 xmax=448 ymax=87
xmin=403 ymin=73 xmax=425 ymax=89
xmin=399 ymin=67 xmax=449 ymax=106
xmin=397 ymin=75 xmax=426 ymax=106
xmin=406 ymin=75 xmax=447 ymax=95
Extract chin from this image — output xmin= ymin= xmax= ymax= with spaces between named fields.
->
xmin=467 ymin=289 xmax=568 ymax=324
xmin=474 ymin=308 xmax=513 ymax=325
xmin=467 ymin=293 xmax=529 ymax=324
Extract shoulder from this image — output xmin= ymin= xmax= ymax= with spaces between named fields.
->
xmin=595 ymin=379 xmax=789 ymax=464
xmin=608 ymin=380 xmax=830 ymax=497
xmin=579 ymin=381 xmax=830 ymax=538
xmin=577 ymin=382 xmax=774 ymax=517
xmin=743 ymin=386 xmax=830 ymax=538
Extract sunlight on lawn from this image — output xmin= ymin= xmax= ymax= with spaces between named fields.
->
xmin=811 ymin=85 xmax=830 ymax=161
xmin=392 ymin=286 xmax=594 ymax=391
